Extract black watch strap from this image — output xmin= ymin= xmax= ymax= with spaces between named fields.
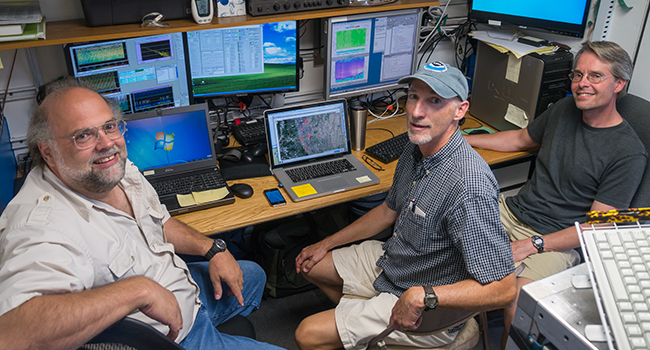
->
xmin=532 ymin=235 xmax=545 ymax=254
xmin=204 ymin=238 xmax=226 ymax=261
xmin=423 ymin=285 xmax=438 ymax=311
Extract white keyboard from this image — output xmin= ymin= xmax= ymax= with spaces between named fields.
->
xmin=582 ymin=226 xmax=650 ymax=350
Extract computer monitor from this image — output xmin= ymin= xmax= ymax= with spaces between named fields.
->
xmin=65 ymin=33 xmax=191 ymax=113
xmin=468 ymin=0 xmax=591 ymax=38
xmin=323 ymin=8 xmax=422 ymax=100
xmin=184 ymin=21 xmax=299 ymax=101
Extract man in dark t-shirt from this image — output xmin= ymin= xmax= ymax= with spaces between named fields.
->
xmin=465 ymin=41 xmax=647 ymax=348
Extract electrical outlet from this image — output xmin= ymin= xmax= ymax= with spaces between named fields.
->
xmin=16 ymin=152 xmax=29 ymax=173
xmin=17 ymin=152 xmax=29 ymax=164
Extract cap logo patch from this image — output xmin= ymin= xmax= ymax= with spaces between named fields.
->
xmin=425 ymin=61 xmax=447 ymax=73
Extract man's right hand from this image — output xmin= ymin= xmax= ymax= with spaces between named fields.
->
xmin=136 ymin=277 xmax=184 ymax=340
xmin=295 ymin=240 xmax=330 ymax=274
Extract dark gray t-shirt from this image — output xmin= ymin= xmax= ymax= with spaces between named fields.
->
xmin=506 ymin=97 xmax=648 ymax=234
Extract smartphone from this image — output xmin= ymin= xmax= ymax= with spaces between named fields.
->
xmin=191 ymin=0 xmax=214 ymax=24
xmin=264 ymin=188 xmax=286 ymax=207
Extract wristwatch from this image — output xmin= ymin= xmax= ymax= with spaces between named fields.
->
xmin=423 ymin=286 xmax=438 ymax=311
xmin=531 ymin=235 xmax=545 ymax=254
xmin=204 ymin=238 xmax=227 ymax=261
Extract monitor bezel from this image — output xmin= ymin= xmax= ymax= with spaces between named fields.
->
xmin=323 ymin=8 xmax=422 ymax=100
xmin=468 ymin=0 xmax=591 ymax=38
xmin=184 ymin=20 xmax=301 ymax=103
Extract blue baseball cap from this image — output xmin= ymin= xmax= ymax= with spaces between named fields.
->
xmin=398 ymin=61 xmax=469 ymax=101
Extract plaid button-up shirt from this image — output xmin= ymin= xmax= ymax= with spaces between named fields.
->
xmin=374 ymin=130 xmax=515 ymax=296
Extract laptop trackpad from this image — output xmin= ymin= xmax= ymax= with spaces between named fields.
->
xmin=160 ymin=195 xmax=180 ymax=211
xmin=318 ymin=177 xmax=348 ymax=191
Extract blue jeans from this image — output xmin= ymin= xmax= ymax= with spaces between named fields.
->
xmin=180 ymin=260 xmax=284 ymax=350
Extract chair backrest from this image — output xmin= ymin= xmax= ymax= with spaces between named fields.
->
xmin=411 ymin=308 xmax=475 ymax=334
xmin=80 ymin=317 xmax=185 ymax=350
xmin=617 ymin=94 xmax=650 ymax=208
xmin=365 ymin=309 xmax=476 ymax=350
xmin=0 ymin=115 xmax=16 ymax=215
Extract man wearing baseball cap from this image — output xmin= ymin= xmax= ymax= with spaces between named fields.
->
xmin=293 ymin=62 xmax=516 ymax=350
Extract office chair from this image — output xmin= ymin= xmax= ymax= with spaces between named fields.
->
xmin=79 ymin=315 xmax=255 ymax=350
xmin=617 ymin=93 xmax=650 ymax=207
xmin=366 ymin=308 xmax=482 ymax=350
xmin=79 ymin=317 xmax=185 ymax=350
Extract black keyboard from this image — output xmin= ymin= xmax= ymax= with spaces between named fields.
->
xmin=152 ymin=170 xmax=227 ymax=196
xmin=286 ymin=159 xmax=357 ymax=183
xmin=365 ymin=132 xmax=410 ymax=163
xmin=232 ymin=121 xmax=266 ymax=146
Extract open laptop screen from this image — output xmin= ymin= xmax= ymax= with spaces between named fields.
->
xmin=124 ymin=107 xmax=213 ymax=172
xmin=266 ymin=101 xmax=350 ymax=166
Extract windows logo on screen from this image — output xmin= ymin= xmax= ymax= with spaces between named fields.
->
xmin=154 ymin=132 xmax=174 ymax=151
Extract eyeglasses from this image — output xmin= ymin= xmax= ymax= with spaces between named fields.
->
xmin=59 ymin=120 xmax=127 ymax=150
xmin=568 ymin=72 xmax=612 ymax=84
xmin=362 ymin=155 xmax=385 ymax=172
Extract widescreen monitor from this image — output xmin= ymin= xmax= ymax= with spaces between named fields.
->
xmin=469 ymin=0 xmax=591 ymax=38
xmin=185 ymin=21 xmax=299 ymax=101
xmin=324 ymin=8 xmax=422 ymax=100
xmin=65 ymin=33 xmax=191 ymax=113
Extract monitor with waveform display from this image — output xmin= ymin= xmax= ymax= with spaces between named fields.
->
xmin=65 ymin=33 xmax=190 ymax=113
xmin=324 ymin=9 xmax=421 ymax=100
xmin=184 ymin=20 xmax=299 ymax=101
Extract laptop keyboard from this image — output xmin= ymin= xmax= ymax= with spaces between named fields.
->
xmin=152 ymin=170 xmax=227 ymax=196
xmin=585 ymin=227 xmax=650 ymax=349
xmin=286 ymin=158 xmax=357 ymax=183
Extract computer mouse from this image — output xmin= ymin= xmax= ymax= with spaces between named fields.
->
xmin=230 ymin=183 xmax=254 ymax=199
xmin=241 ymin=151 xmax=255 ymax=163
xmin=250 ymin=143 xmax=268 ymax=157
xmin=469 ymin=129 xmax=490 ymax=135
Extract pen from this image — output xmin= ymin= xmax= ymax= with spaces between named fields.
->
xmin=411 ymin=199 xmax=416 ymax=212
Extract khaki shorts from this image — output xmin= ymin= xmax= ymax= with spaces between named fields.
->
xmin=499 ymin=195 xmax=580 ymax=281
xmin=332 ymin=240 xmax=458 ymax=350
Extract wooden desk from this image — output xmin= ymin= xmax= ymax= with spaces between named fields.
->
xmin=175 ymin=114 xmax=531 ymax=236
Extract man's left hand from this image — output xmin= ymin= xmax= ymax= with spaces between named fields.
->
xmin=511 ymin=239 xmax=536 ymax=263
xmin=389 ymin=286 xmax=425 ymax=331
xmin=208 ymin=250 xmax=244 ymax=305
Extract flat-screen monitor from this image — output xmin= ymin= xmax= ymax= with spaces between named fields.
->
xmin=324 ymin=8 xmax=421 ymax=100
xmin=469 ymin=0 xmax=591 ymax=38
xmin=65 ymin=33 xmax=191 ymax=113
xmin=185 ymin=21 xmax=299 ymax=101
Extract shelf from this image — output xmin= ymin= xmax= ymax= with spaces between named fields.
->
xmin=0 ymin=0 xmax=439 ymax=51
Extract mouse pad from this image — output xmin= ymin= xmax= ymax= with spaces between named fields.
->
xmin=219 ymin=147 xmax=272 ymax=181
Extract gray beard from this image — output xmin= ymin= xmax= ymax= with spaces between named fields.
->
xmin=408 ymin=129 xmax=433 ymax=145
xmin=53 ymin=146 xmax=127 ymax=194
xmin=78 ymin=159 xmax=126 ymax=193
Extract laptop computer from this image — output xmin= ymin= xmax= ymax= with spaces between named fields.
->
xmin=264 ymin=99 xmax=380 ymax=202
xmin=577 ymin=221 xmax=650 ymax=350
xmin=123 ymin=103 xmax=234 ymax=214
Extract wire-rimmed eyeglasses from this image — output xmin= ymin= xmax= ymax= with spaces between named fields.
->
xmin=568 ymin=72 xmax=612 ymax=84
xmin=59 ymin=120 xmax=127 ymax=150
xmin=362 ymin=155 xmax=385 ymax=172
